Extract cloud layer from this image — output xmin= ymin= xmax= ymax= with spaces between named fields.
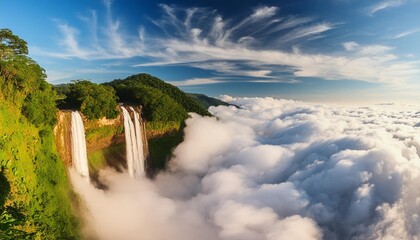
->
xmin=71 ymin=97 xmax=420 ymax=240
xmin=35 ymin=2 xmax=420 ymax=85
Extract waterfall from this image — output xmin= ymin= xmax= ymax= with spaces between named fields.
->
xmin=130 ymin=107 xmax=145 ymax=174
xmin=121 ymin=106 xmax=145 ymax=178
xmin=71 ymin=111 xmax=90 ymax=181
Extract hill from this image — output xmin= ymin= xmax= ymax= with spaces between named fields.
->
xmin=55 ymin=74 xmax=217 ymax=175
xmin=187 ymin=93 xmax=231 ymax=109
xmin=105 ymin=73 xmax=211 ymax=133
xmin=107 ymin=73 xmax=211 ymax=115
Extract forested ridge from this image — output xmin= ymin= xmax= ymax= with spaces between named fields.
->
xmin=56 ymin=73 xmax=212 ymax=133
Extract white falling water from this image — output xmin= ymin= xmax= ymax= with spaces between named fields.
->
xmin=71 ymin=111 xmax=90 ymax=182
xmin=121 ymin=106 xmax=145 ymax=178
xmin=130 ymin=107 xmax=145 ymax=174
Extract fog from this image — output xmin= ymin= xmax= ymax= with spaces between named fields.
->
xmin=71 ymin=97 xmax=420 ymax=240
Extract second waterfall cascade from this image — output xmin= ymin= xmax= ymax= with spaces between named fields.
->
xmin=70 ymin=111 xmax=90 ymax=182
xmin=121 ymin=106 xmax=146 ymax=178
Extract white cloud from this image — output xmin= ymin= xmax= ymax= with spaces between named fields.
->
xmin=358 ymin=44 xmax=393 ymax=55
xmin=56 ymin=22 xmax=91 ymax=59
xmin=247 ymin=79 xmax=300 ymax=83
xmin=71 ymin=97 xmax=420 ymax=239
xmin=394 ymin=28 xmax=420 ymax=39
xmin=36 ymin=1 xmax=151 ymax=61
xmin=250 ymin=6 xmax=278 ymax=19
xmin=280 ymin=23 xmax=334 ymax=42
xmin=369 ymin=0 xmax=404 ymax=15
xmin=138 ymin=5 xmax=418 ymax=85
xmin=267 ymin=17 xmax=313 ymax=34
xmin=343 ymin=41 xmax=359 ymax=51
xmin=35 ymin=3 xmax=420 ymax=85
xmin=167 ymin=78 xmax=223 ymax=86
xmin=167 ymin=71 xmax=300 ymax=87
xmin=157 ymin=39 xmax=417 ymax=84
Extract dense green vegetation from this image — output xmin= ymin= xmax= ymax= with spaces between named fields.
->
xmin=53 ymin=73 xmax=216 ymax=175
xmin=85 ymin=123 xmax=124 ymax=147
xmin=55 ymin=73 xmax=213 ymax=134
xmin=0 ymin=29 xmax=57 ymax=128
xmin=109 ymin=82 xmax=188 ymax=124
xmin=111 ymin=74 xmax=211 ymax=116
xmin=0 ymin=29 xmax=79 ymax=239
xmin=106 ymin=73 xmax=210 ymax=133
xmin=188 ymin=93 xmax=231 ymax=109
xmin=56 ymin=80 xmax=119 ymax=120
xmin=88 ymin=143 xmax=125 ymax=176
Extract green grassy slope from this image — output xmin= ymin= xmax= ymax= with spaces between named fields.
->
xmin=0 ymin=29 xmax=79 ymax=239
xmin=0 ymin=103 xmax=79 ymax=239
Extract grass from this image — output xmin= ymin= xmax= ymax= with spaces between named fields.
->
xmin=85 ymin=125 xmax=123 ymax=144
xmin=88 ymin=143 xmax=126 ymax=174
xmin=146 ymin=121 xmax=181 ymax=134
xmin=0 ymin=102 xmax=80 ymax=239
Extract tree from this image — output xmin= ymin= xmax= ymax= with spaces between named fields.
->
xmin=56 ymin=80 xmax=119 ymax=120
xmin=22 ymin=82 xmax=58 ymax=127
xmin=0 ymin=28 xmax=28 ymax=59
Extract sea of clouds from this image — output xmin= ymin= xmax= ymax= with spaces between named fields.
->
xmin=71 ymin=97 xmax=420 ymax=240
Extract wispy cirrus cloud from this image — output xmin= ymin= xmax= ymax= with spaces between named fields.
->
xmin=141 ymin=5 xmax=418 ymax=84
xmin=279 ymin=23 xmax=334 ymax=42
xmin=34 ymin=2 xmax=419 ymax=86
xmin=393 ymin=28 xmax=420 ymax=39
xmin=343 ymin=42 xmax=394 ymax=55
xmin=167 ymin=78 xmax=224 ymax=87
xmin=368 ymin=0 xmax=404 ymax=15
xmin=34 ymin=2 xmax=152 ymax=60
xmin=168 ymin=77 xmax=299 ymax=87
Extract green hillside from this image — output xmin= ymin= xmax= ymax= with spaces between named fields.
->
xmin=188 ymin=93 xmax=231 ymax=109
xmin=54 ymin=74 xmax=216 ymax=175
xmin=56 ymin=74 xmax=212 ymax=134
xmin=0 ymin=29 xmax=79 ymax=239
xmin=108 ymin=73 xmax=211 ymax=116
xmin=106 ymin=74 xmax=210 ymax=134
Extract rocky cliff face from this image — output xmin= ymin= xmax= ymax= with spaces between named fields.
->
xmin=84 ymin=114 xmax=124 ymax=152
xmin=54 ymin=111 xmax=72 ymax=166
xmin=54 ymin=107 xmax=152 ymax=175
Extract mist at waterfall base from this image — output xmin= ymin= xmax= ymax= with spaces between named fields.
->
xmin=70 ymin=97 xmax=420 ymax=240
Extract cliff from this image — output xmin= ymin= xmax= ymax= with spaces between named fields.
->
xmin=55 ymin=107 xmax=153 ymax=177
xmin=54 ymin=111 xmax=72 ymax=166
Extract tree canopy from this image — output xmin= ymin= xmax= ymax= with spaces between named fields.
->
xmin=109 ymin=74 xmax=211 ymax=116
xmin=56 ymin=80 xmax=119 ymax=120
xmin=0 ymin=28 xmax=28 ymax=59
xmin=0 ymin=29 xmax=57 ymax=127
xmin=0 ymin=29 xmax=79 ymax=238
xmin=110 ymin=82 xmax=188 ymax=123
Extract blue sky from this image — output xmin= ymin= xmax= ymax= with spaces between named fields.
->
xmin=1 ymin=0 xmax=419 ymax=103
